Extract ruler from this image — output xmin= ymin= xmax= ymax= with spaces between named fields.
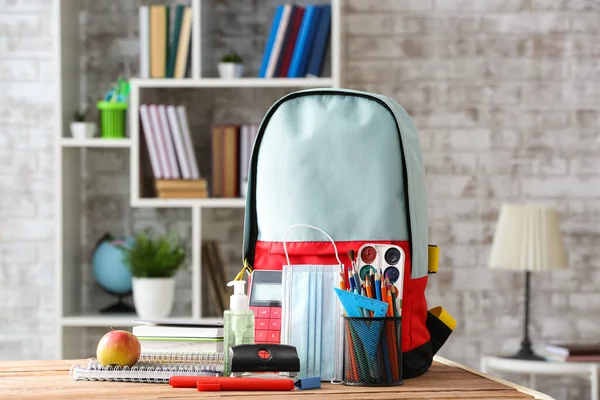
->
xmin=334 ymin=288 xmax=388 ymax=317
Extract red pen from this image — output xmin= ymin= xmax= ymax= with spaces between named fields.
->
xmin=197 ymin=377 xmax=294 ymax=391
xmin=170 ymin=376 xmax=295 ymax=391
xmin=170 ymin=376 xmax=205 ymax=388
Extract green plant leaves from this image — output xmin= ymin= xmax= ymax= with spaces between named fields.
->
xmin=119 ymin=230 xmax=188 ymax=278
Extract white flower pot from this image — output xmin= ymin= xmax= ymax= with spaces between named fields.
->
xmin=70 ymin=122 xmax=96 ymax=139
xmin=218 ymin=63 xmax=244 ymax=79
xmin=132 ymin=277 xmax=175 ymax=320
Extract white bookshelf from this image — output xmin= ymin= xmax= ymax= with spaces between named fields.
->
xmin=61 ymin=138 xmax=132 ymax=148
xmin=130 ymin=77 xmax=335 ymax=88
xmin=54 ymin=0 xmax=341 ymax=359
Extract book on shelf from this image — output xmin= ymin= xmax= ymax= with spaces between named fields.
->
xmin=212 ymin=123 xmax=258 ymax=199
xmin=139 ymin=4 xmax=192 ymax=79
xmin=202 ymin=240 xmax=229 ymax=316
xmin=140 ymin=103 xmax=204 ymax=198
xmin=259 ymin=3 xmax=331 ymax=79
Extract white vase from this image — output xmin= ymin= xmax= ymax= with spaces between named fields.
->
xmin=132 ymin=277 xmax=175 ymax=320
xmin=218 ymin=63 xmax=244 ymax=79
xmin=70 ymin=122 xmax=96 ymax=139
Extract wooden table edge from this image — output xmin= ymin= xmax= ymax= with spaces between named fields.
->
xmin=434 ymin=356 xmax=553 ymax=400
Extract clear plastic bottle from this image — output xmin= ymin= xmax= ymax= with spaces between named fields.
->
xmin=223 ymin=280 xmax=255 ymax=376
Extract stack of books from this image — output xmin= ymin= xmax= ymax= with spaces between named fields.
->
xmin=71 ymin=320 xmax=225 ymax=383
xmin=212 ymin=123 xmax=259 ymax=198
xmin=545 ymin=343 xmax=600 ymax=362
xmin=132 ymin=320 xmax=225 ymax=361
xmin=139 ymin=104 xmax=205 ymax=198
xmin=259 ymin=3 xmax=331 ymax=78
xmin=139 ymin=5 xmax=192 ymax=79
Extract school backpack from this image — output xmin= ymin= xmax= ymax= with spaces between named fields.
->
xmin=242 ymin=88 xmax=456 ymax=378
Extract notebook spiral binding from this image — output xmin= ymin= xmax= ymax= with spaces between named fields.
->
xmin=70 ymin=358 xmax=222 ymax=383
xmin=138 ymin=351 xmax=224 ymax=364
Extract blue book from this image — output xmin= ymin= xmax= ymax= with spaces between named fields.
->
xmin=287 ymin=5 xmax=321 ymax=78
xmin=305 ymin=5 xmax=330 ymax=77
xmin=166 ymin=4 xmax=185 ymax=78
xmin=259 ymin=6 xmax=284 ymax=78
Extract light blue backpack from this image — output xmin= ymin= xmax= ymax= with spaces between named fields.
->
xmin=243 ymin=88 xmax=455 ymax=378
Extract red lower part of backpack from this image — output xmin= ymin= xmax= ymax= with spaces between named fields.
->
xmin=253 ymin=239 xmax=434 ymax=378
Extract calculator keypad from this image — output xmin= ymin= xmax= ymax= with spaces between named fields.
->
xmin=250 ymin=306 xmax=281 ymax=344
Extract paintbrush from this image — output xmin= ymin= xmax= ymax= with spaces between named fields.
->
xmin=348 ymin=249 xmax=360 ymax=284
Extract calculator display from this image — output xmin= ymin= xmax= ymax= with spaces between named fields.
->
xmin=252 ymin=283 xmax=282 ymax=303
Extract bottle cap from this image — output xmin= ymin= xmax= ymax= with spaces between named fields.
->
xmin=227 ymin=280 xmax=249 ymax=311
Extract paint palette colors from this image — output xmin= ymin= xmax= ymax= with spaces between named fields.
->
xmin=356 ymin=243 xmax=406 ymax=298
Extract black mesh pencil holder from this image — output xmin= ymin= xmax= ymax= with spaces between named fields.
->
xmin=343 ymin=316 xmax=403 ymax=386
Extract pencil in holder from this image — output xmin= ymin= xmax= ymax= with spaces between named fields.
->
xmin=97 ymin=101 xmax=128 ymax=138
xmin=343 ymin=316 xmax=403 ymax=386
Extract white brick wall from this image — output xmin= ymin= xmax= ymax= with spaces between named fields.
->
xmin=0 ymin=0 xmax=55 ymax=360
xmin=344 ymin=1 xmax=600 ymax=398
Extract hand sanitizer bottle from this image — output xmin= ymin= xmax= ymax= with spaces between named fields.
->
xmin=223 ymin=280 xmax=254 ymax=376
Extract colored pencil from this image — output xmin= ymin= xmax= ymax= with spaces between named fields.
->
xmin=365 ymin=276 xmax=375 ymax=317
xmin=348 ymin=323 xmax=370 ymax=382
xmin=339 ymin=272 xmax=346 ymax=291
xmin=375 ymin=270 xmax=382 ymax=301
xmin=381 ymin=280 xmax=388 ymax=313
xmin=386 ymin=318 xmax=399 ymax=381
xmin=346 ymin=322 xmax=359 ymax=381
xmin=391 ymin=286 xmax=399 ymax=317
xmin=386 ymin=283 xmax=394 ymax=317
xmin=380 ymin=329 xmax=393 ymax=382
xmin=369 ymin=270 xmax=376 ymax=296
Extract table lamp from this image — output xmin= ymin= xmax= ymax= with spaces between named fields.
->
xmin=488 ymin=203 xmax=568 ymax=360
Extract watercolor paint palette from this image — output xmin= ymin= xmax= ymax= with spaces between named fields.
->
xmin=356 ymin=244 xmax=405 ymax=298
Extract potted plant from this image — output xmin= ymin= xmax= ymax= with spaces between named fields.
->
xmin=120 ymin=230 xmax=187 ymax=319
xmin=218 ymin=52 xmax=244 ymax=79
xmin=70 ymin=108 xmax=96 ymax=139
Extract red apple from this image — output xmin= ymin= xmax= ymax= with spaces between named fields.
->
xmin=96 ymin=329 xmax=141 ymax=367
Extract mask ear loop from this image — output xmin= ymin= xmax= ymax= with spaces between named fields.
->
xmin=282 ymin=224 xmax=343 ymax=267
xmin=282 ymin=224 xmax=344 ymax=385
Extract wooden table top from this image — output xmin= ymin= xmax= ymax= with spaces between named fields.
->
xmin=0 ymin=356 xmax=551 ymax=399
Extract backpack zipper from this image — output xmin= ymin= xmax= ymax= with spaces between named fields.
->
xmin=246 ymin=90 xmax=413 ymax=270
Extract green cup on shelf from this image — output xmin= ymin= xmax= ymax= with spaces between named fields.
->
xmin=97 ymin=101 xmax=128 ymax=139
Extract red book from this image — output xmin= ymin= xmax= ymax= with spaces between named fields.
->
xmin=277 ymin=6 xmax=305 ymax=77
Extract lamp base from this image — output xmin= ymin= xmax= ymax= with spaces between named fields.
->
xmin=501 ymin=347 xmax=545 ymax=361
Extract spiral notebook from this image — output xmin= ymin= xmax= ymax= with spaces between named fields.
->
xmin=70 ymin=352 xmax=224 ymax=383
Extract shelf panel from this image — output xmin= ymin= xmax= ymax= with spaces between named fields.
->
xmin=132 ymin=198 xmax=246 ymax=208
xmin=61 ymin=314 xmax=223 ymax=327
xmin=131 ymin=77 xmax=334 ymax=88
xmin=61 ymin=138 xmax=131 ymax=148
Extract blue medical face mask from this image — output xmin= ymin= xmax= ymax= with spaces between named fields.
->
xmin=280 ymin=224 xmax=345 ymax=383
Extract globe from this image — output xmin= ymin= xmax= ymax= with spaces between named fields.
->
xmin=91 ymin=234 xmax=135 ymax=313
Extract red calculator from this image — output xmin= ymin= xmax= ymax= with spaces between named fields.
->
xmin=248 ymin=270 xmax=282 ymax=344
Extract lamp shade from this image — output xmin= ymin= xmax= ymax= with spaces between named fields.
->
xmin=488 ymin=204 xmax=568 ymax=271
